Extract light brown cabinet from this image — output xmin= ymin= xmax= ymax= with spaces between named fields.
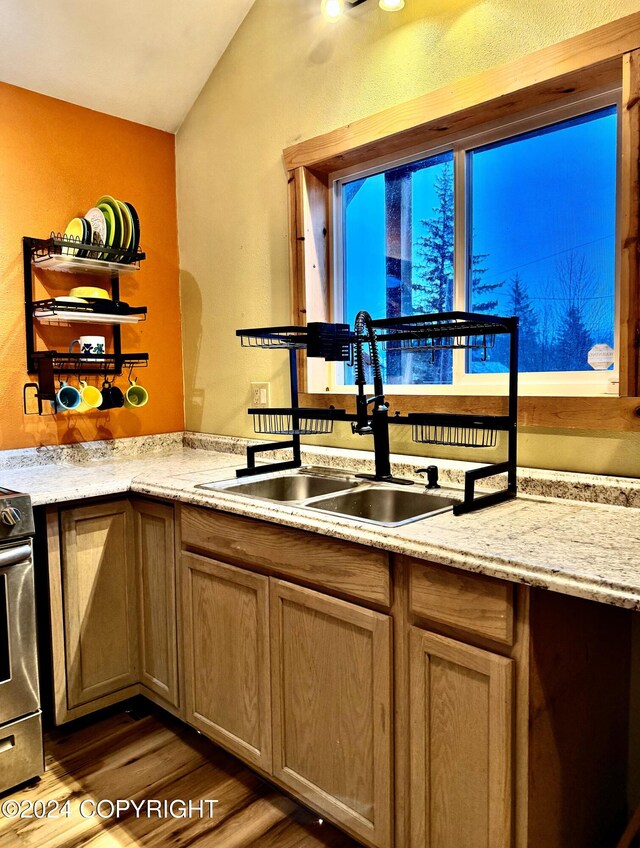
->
xmin=270 ymin=579 xmax=393 ymax=848
xmin=132 ymin=499 xmax=179 ymax=708
xmin=48 ymin=497 xmax=180 ymax=724
xmin=44 ymin=500 xmax=631 ymax=848
xmin=408 ymin=627 xmax=513 ymax=848
xmin=182 ymin=552 xmax=272 ymax=771
xmin=60 ymin=501 xmax=138 ymax=710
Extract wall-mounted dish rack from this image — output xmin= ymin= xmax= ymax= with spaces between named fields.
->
xmin=23 ymin=234 xmax=149 ymax=415
xmin=236 ymin=312 xmax=519 ymax=515
xmin=30 ymin=233 xmax=144 ymax=273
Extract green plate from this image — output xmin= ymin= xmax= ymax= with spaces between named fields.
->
xmin=96 ymin=195 xmax=123 ymax=261
xmin=117 ymin=200 xmax=133 ymax=260
xmin=97 ymin=202 xmax=116 ymax=260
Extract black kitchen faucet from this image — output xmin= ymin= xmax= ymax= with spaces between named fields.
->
xmin=350 ymin=309 xmax=413 ymax=485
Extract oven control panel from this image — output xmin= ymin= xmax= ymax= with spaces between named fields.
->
xmin=0 ymin=495 xmax=34 ymax=539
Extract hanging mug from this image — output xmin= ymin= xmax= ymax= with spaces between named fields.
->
xmin=76 ymin=380 xmax=103 ymax=413
xmin=124 ymin=377 xmax=149 ymax=409
xmin=69 ymin=335 xmax=106 ymax=361
xmin=99 ymin=379 xmax=125 ymax=410
xmin=51 ymin=381 xmax=81 ymax=413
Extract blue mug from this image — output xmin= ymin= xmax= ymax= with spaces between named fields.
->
xmin=51 ymin=381 xmax=81 ymax=413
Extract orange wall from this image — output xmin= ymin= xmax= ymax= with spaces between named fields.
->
xmin=0 ymin=82 xmax=184 ymax=449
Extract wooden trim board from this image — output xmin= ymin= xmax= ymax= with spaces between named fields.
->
xmin=300 ymin=392 xmax=640 ymax=432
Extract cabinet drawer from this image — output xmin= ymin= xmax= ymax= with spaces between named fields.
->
xmin=0 ymin=712 xmax=44 ymax=794
xmin=181 ymin=506 xmax=390 ymax=607
xmin=406 ymin=558 xmax=514 ymax=646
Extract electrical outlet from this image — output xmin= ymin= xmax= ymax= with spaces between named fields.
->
xmin=251 ymin=382 xmax=270 ymax=408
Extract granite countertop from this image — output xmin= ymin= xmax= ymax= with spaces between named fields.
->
xmin=3 ymin=432 xmax=640 ymax=612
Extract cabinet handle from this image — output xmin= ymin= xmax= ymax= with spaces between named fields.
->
xmin=0 ymin=735 xmax=15 ymax=755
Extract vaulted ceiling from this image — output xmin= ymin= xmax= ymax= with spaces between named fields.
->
xmin=0 ymin=0 xmax=256 ymax=132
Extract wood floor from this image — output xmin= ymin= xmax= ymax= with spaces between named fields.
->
xmin=0 ymin=705 xmax=361 ymax=847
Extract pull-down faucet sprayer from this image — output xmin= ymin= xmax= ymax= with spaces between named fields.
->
xmin=352 ymin=310 xmax=413 ymax=486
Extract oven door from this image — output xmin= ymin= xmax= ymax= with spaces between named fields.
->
xmin=0 ymin=541 xmax=39 ymax=726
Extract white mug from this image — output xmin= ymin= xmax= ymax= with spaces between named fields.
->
xmin=69 ymin=335 xmax=106 ymax=361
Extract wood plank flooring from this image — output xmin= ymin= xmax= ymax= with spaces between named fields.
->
xmin=0 ymin=706 xmax=361 ymax=848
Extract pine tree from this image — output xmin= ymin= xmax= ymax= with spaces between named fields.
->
xmin=509 ymin=272 xmax=540 ymax=372
xmin=470 ymin=252 xmax=502 ymax=314
xmin=414 ymin=161 xmax=503 ymax=378
xmin=555 ymin=304 xmax=593 ymax=371
xmin=413 ymin=162 xmax=454 ymax=315
xmin=552 ymin=253 xmax=597 ymax=371
xmin=412 ymin=162 xmax=454 ymax=382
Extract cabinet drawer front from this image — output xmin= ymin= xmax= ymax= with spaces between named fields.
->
xmin=181 ymin=506 xmax=390 ymax=607
xmin=407 ymin=559 xmax=514 ymax=645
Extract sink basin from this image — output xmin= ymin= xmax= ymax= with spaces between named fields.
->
xmin=308 ymin=487 xmax=459 ymax=527
xmin=199 ymin=467 xmax=460 ymax=526
xmin=199 ymin=469 xmax=359 ymax=502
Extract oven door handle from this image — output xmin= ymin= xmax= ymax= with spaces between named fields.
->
xmin=0 ymin=542 xmax=32 ymax=570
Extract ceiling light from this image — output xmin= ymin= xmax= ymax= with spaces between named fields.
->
xmin=321 ymin=0 xmax=345 ymax=22
xmin=320 ymin=0 xmax=402 ymax=21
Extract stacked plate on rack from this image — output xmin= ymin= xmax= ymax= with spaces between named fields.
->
xmin=63 ymin=195 xmax=140 ymax=263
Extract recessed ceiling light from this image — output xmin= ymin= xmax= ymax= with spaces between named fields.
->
xmin=321 ymin=0 xmax=345 ymax=22
xmin=379 ymin=0 xmax=405 ymax=10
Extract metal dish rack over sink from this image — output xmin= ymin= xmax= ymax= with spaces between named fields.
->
xmin=235 ymin=312 xmax=519 ymax=516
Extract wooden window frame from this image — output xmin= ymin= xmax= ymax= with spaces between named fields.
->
xmin=283 ymin=13 xmax=640 ymax=432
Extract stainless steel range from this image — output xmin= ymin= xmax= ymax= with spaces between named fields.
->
xmin=0 ymin=488 xmax=43 ymax=794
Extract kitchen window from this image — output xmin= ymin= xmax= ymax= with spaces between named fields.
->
xmin=329 ymin=95 xmax=620 ymax=396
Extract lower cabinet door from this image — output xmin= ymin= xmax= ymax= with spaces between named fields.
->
xmin=61 ymin=501 xmax=138 ymax=708
xmin=182 ymin=552 xmax=272 ymax=771
xmin=409 ymin=627 xmax=514 ymax=848
xmin=270 ymin=579 xmax=393 ymax=848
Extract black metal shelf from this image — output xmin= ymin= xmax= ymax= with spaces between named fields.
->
xmin=237 ymin=326 xmax=308 ymax=350
xmin=238 ymin=312 xmax=514 ymax=357
xmin=30 ymin=351 xmax=149 ymax=375
xmin=408 ymin=413 xmax=512 ymax=449
xmin=235 ymin=313 xmax=519 ymax=515
xmin=30 ymin=233 xmax=145 ymax=273
xmin=33 ymin=297 xmax=147 ymax=326
xmin=249 ymin=407 xmax=347 ymax=436
xmin=407 ymin=412 xmax=512 ymax=429
xmin=23 ymin=233 xmax=150 ymax=416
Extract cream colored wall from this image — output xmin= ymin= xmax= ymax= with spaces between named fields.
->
xmin=176 ymin=0 xmax=640 ymax=477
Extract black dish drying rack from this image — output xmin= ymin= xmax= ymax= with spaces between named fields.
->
xmin=32 ymin=297 xmax=147 ymax=319
xmin=236 ymin=312 xmax=519 ymax=515
xmin=30 ymin=232 xmax=145 ymax=270
xmin=22 ymin=234 xmax=149 ymax=415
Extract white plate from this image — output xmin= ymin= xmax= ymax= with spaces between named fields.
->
xmin=54 ymin=296 xmax=88 ymax=303
xmin=84 ymin=207 xmax=107 ymax=248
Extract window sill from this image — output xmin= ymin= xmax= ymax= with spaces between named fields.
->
xmin=300 ymin=392 xmax=640 ymax=432
xmin=320 ymin=382 xmax=618 ymax=399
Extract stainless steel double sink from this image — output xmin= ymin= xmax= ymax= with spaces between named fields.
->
xmin=197 ymin=466 xmax=459 ymax=527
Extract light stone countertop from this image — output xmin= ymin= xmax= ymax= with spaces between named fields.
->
xmin=2 ymin=432 xmax=640 ymax=612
